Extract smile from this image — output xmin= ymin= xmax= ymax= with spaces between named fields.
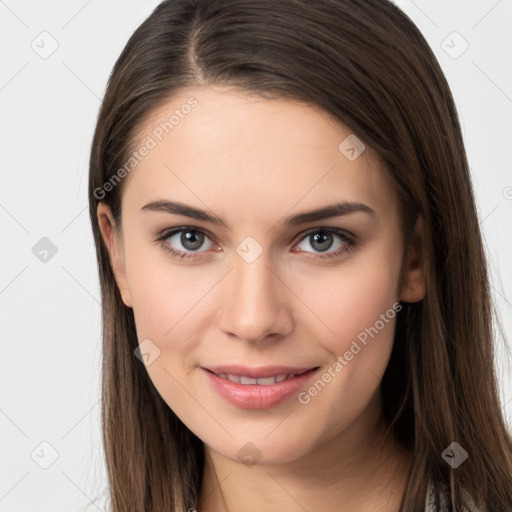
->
xmin=213 ymin=369 xmax=311 ymax=385
xmin=203 ymin=367 xmax=320 ymax=409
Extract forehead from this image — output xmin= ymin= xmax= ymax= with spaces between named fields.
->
xmin=121 ymin=85 xmax=397 ymax=221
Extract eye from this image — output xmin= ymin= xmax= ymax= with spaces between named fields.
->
xmin=157 ymin=227 xmax=218 ymax=259
xmin=156 ymin=226 xmax=356 ymax=261
xmin=293 ymin=228 xmax=356 ymax=259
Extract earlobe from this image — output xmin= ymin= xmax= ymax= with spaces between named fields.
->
xmin=399 ymin=216 xmax=426 ymax=303
xmin=96 ymin=202 xmax=133 ymax=308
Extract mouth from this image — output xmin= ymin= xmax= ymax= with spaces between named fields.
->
xmin=205 ymin=368 xmax=315 ymax=386
xmin=202 ymin=366 xmax=321 ymax=409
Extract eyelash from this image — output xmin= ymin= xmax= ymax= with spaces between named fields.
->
xmin=156 ymin=226 xmax=356 ymax=261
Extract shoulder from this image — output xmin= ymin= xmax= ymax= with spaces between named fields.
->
xmin=423 ymin=479 xmax=448 ymax=512
xmin=424 ymin=479 xmax=490 ymax=512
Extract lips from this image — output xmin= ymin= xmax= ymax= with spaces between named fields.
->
xmin=202 ymin=365 xmax=320 ymax=409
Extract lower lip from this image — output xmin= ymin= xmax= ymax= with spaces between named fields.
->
xmin=202 ymin=367 xmax=319 ymax=410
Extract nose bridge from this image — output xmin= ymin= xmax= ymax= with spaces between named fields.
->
xmin=217 ymin=241 xmax=292 ymax=342
xmin=232 ymin=250 xmax=274 ymax=302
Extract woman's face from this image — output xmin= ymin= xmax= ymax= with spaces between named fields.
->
xmin=98 ymin=85 xmax=424 ymax=465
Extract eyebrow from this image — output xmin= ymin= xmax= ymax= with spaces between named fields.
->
xmin=140 ymin=199 xmax=376 ymax=229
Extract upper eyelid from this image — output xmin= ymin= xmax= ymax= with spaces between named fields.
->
xmin=158 ymin=226 xmax=218 ymax=244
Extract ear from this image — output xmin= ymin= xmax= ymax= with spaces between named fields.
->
xmin=399 ymin=215 xmax=426 ymax=303
xmin=96 ymin=202 xmax=133 ymax=308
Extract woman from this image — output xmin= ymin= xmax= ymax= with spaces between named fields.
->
xmin=88 ymin=0 xmax=512 ymax=510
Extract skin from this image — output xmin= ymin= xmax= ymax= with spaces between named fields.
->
xmin=97 ymin=85 xmax=426 ymax=512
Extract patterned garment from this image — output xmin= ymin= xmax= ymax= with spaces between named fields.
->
xmin=424 ymin=480 xmax=489 ymax=511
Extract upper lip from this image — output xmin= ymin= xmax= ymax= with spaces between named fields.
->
xmin=204 ymin=365 xmax=319 ymax=378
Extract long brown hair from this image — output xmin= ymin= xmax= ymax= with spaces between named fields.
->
xmin=88 ymin=1 xmax=512 ymax=510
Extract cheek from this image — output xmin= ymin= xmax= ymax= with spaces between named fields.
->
xmin=296 ymin=250 xmax=402 ymax=399
xmin=302 ymin=252 xmax=401 ymax=344
xmin=123 ymin=243 xmax=218 ymax=415
xmin=122 ymin=235 xmax=207 ymax=338
xmin=122 ymin=245 xmax=208 ymax=420
xmin=293 ymin=265 xmax=401 ymax=433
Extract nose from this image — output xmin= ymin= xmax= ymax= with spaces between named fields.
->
xmin=216 ymin=250 xmax=294 ymax=344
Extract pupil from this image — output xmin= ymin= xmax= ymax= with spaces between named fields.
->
xmin=182 ymin=230 xmax=203 ymax=250
xmin=311 ymin=232 xmax=332 ymax=252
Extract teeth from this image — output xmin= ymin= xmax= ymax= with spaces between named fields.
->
xmin=217 ymin=372 xmax=304 ymax=385
xmin=240 ymin=376 xmax=258 ymax=385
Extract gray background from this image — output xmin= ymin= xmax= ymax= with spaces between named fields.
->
xmin=0 ymin=1 xmax=511 ymax=510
